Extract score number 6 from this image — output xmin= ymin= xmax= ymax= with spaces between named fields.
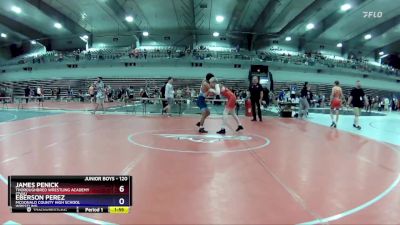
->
xmin=119 ymin=185 xmax=125 ymax=205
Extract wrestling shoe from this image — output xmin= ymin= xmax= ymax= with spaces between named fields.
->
xmin=236 ymin=125 xmax=244 ymax=132
xmin=198 ymin=128 xmax=208 ymax=133
xmin=216 ymin=129 xmax=226 ymax=134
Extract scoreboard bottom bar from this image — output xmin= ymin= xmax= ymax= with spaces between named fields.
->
xmin=11 ymin=206 xmax=130 ymax=214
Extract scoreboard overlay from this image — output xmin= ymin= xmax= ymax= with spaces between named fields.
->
xmin=8 ymin=176 xmax=132 ymax=213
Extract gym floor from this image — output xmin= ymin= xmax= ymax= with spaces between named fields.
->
xmin=1 ymin=102 xmax=399 ymax=225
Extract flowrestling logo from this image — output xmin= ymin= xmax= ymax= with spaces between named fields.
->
xmin=363 ymin=11 xmax=383 ymax=18
xmin=156 ymin=134 xmax=252 ymax=143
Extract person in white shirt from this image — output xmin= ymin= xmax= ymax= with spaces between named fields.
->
xmin=190 ymin=89 xmax=196 ymax=98
xmin=176 ymin=88 xmax=182 ymax=98
xmin=384 ymin=98 xmax=390 ymax=111
xmin=92 ymin=77 xmax=105 ymax=114
xmin=163 ymin=77 xmax=174 ymax=116
xmin=37 ymin=86 xmax=44 ymax=108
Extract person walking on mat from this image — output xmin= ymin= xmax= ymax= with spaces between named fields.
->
xmin=330 ymin=80 xmax=343 ymax=128
xmin=348 ymin=80 xmax=368 ymax=130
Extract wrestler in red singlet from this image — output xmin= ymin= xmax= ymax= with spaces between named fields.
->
xmin=330 ymin=80 xmax=343 ymax=128
xmin=331 ymin=87 xmax=342 ymax=110
xmin=208 ymin=78 xmax=243 ymax=134
xmin=220 ymin=87 xmax=237 ymax=111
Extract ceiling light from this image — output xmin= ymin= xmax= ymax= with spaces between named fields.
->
xmin=31 ymin=40 xmax=37 ymax=44
xmin=125 ymin=15 xmax=134 ymax=23
xmin=216 ymin=15 xmax=224 ymax=23
xmin=337 ymin=43 xmax=343 ymax=47
xmin=380 ymin=54 xmax=389 ymax=59
xmin=340 ymin=4 xmax=352 ymax=11
xmin=1 ymin=33 xmax=7 ymax=38
xmin=213 ymin=32 xmax=219 ymax=37
xmin=306 ymin=23 xmax=315 ymax=30
xmin=364 ymin=34 xmax=372 ymax=40
xmin=80 ymin=35 xmax=89 ymax=42
xmin=379 ymin=51 xmax=384 ymax=55
xmin=143 ymin=31 xmax=149 ymax=37
xmin=54 ymin=23 xmax=62 ymax=29
xmin=285 ymin=36 xmax=291 ymax=41
xmin=11 ymin=6 xmax=22 ymax=14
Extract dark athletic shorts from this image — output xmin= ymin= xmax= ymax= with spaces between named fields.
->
xmin=197 ymin=95 xmax=208 ymax=111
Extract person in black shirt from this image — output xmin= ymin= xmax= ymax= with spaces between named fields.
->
xmin=263 ymin=88 xmax=270 ymax=107
xmin=160 ymin=82 xmax=167 ymax=114
xmin=24 ymin=86 xmax=30 ymax=104
xmin=366 ymin=95 xmax=372 ymax=112
xmin=347 ymin=80 xmax=368 ymax=130
xmin=299 ymin=82 xmax=311 ymax=119
xmin=56 ymin=87 xmax=61 ymax=101
xmin=248 ymin=76 xmax=263 ymax=121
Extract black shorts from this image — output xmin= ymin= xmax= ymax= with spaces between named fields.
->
xmin=162 ymin=100 xmax=167 ymax=108
xmin=353 ymin=104 xmax=364 ymax=108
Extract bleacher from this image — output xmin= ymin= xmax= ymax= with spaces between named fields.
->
xmin=257 ymin=51 xmax=399 ymax=77
xmin=1 ymin=77 xmax=397 ymax=102
xmin=100 ymin=77 xmax=250 ymax=96
xmin=3 ymin=47 xmax=397 ymax=77
xmin=0 ymin=77 xmax=251 ymax=100
xmin=0 ymin=78 xmax=85 ymax=99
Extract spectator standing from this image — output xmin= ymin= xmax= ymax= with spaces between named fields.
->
xmin=185 ymin=86 xmax=191 ymax=98
xmin=176 ymin=88 xmax=183 ymax=99
xmin=163 ymin=77 xmax=174 ymax=116
xmin=67 ymin=87 xmax=73 ymax=102
xmin=37 ymin=86 xmax=44 ymax=107
xmin=128 ymin=86 xmax=134 ymax=100
xmin=56 ymin=87 xmax=61 ymax=101
xmin=191 ymin=89 xmax=196 ymax=98
xmin=160 ymin=82 xmax=167 ymax=113
xmin=88 ymin=84 xmax=94 ymax=103
xmin=92 ymin=77 xmax=105 ymax=114
xmin=24 ymin=86 xmax=30 ymax=104
xmin=384 ymin=97 xmax=390 ymax=111
xmin=78 ymin=90 xmax=84 ymax=102
xmin=391 ymin=97 xmax=396 ymax=111
xmin=367 ymin=96 xmax=372 ymax=112
xmin=299 ymin=82 xmax=311 ymax=119
xmin=263 ymin=88 xmax=270 ymax=107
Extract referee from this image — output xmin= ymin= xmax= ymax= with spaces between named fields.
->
xmin=347 ymin=80 xmax=368 ymax=130
xmin=249 ymin=76 xmax=264 ymax=122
